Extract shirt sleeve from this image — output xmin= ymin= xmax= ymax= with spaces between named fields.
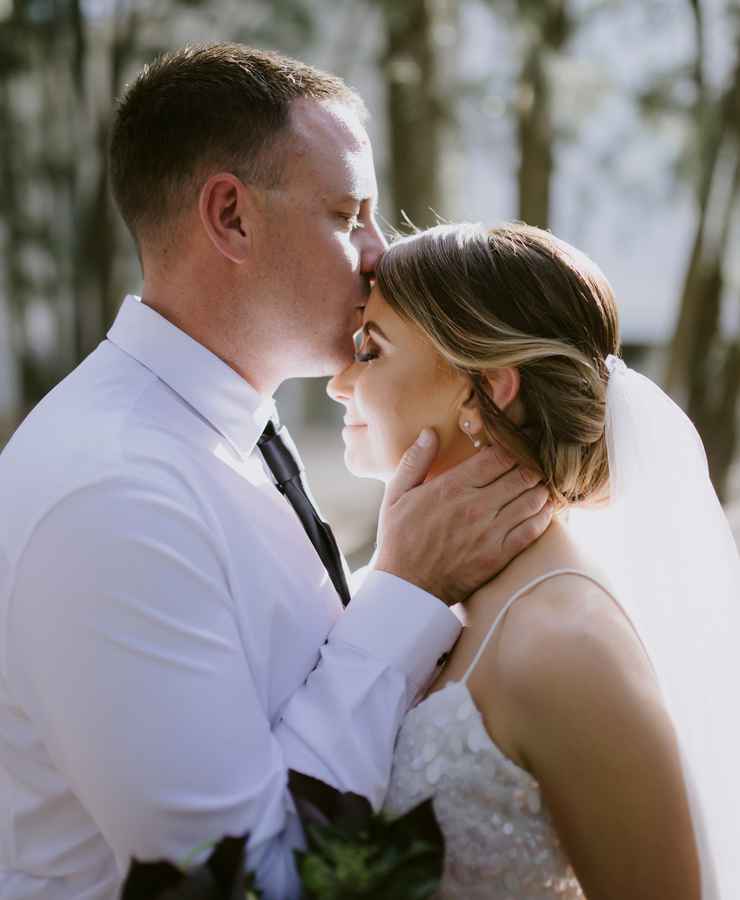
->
xmin=7 ymin=478 xmax=460 ymax=900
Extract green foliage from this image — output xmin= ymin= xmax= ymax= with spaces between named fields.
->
xmin=288 ymin=769 xmax=444 ymax=899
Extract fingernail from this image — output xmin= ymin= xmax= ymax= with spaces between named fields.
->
xmin=416 ymin=428 xmax=433 ymax=447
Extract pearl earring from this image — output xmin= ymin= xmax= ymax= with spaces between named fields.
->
xmin=462 ymin=420 xmax=482 ymax=449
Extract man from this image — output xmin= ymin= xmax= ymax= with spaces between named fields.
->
xmin=0 ymin=44 xmax=552 ymax=899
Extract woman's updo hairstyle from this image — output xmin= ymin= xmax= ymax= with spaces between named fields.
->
xmin=374 ymin=222 xmax=621 ymax=508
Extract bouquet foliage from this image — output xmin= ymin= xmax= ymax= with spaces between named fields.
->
xmin=120 ymin=769 xmax=444 ymax=899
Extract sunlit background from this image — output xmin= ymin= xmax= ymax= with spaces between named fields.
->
xmin=1 ymin=0 xmax=738 ymax=563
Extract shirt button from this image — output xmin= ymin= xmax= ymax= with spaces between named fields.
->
xmin=436 ymin=652 xmax=449 ymax=667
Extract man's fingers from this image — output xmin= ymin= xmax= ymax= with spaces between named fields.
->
xmin=444 ymin=439 xmax=518 ymax=489
xmin=495 ymin=483 xmax=552 ymax=536
xmin=472 ymin=464 xmax=544 ymax=517
xmin=501 ymin=496 xmax=555 ymax=558
xmin=383 ymin=428 xmax=440 ymax=510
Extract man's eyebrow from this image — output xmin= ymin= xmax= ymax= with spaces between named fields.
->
xmin=338 ymin=191 xmax=372 ymax=205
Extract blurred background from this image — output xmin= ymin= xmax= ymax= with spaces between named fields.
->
xmin=0 ymin=0 xmax=739 ymax=565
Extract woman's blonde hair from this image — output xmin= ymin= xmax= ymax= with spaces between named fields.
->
xmin=375 ymin=222 xmax=621 ymax=507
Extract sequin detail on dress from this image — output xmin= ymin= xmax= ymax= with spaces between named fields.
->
xmin=383 ymin=569 xmax=617 ymax=899
xmin=384 ymin=680 xmax=584 ymax=899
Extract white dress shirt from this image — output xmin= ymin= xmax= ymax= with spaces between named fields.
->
xmin=0 ymin=295 xmax=461 ymax=900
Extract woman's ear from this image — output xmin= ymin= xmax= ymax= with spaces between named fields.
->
xmin=457 ymin=382 xmax=484 ymax=437
xmin=486 ymin=367 xmax=521 ymax=413
xmin=457 ymin=368 xmax=523 ymax=436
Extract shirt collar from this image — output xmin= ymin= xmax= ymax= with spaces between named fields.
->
xmin=107 ymin=295 xmax=277 ymax=458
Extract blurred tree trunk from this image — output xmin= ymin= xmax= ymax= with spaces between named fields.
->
xmin=686 ymin=144 xmax=740 ymax=499
xmin=665 ymin=0 xmax=730 ymax=395
xmin=0 ymin=2 xmax=88 ymax=414
xmin=0 ymin=9 xmax=56 ymax=418
xmin=515 ymin=0 xmax=571 ymax=228
xmin=69 ymin=0 xmax=89 ymax=362
xmin=0 ymin=75 xmax=30 ymax=419
xmin=74 ymin=0 xmax=140 ymax=359
xmin=665 ymin=11 xmax=740 ymax=500
xmin=379 ymin=0 xmax=458 ymax=229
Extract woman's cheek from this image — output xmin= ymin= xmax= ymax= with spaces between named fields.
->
xmin=385 ymin=401 xmax=420 ymax=470
xmin=357 ymin=395 xmax=395 ymax=475
xmin=361 ymin=365 xmax=420 ymax=473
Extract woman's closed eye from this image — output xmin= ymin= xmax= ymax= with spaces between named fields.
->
xmin=353 ymin=330 xmax=380 ymax=364
xmin=340 ymin=211 xmax=364 ymax=232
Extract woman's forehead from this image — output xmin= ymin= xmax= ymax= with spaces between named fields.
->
xmin=363 ymin=288 xmax=440 ymax=356
xmin=362 ymin=288 xmax=408 ymax=338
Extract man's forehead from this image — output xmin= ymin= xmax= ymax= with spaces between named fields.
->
xmin=290 ymin=97 xmax=370 ymax=150
xmin=274 ymin=99 xmax=378 ymax=205
xmin=288 ymin=99 xmax=376 ymax=194
xmin=337 ymin=151 xmax=377 ymax=200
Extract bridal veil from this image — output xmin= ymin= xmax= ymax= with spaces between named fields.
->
xmin=566 ymin=355 xmax=740 ymax=899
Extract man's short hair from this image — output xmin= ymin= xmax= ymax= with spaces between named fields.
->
xmin=109 ymin=42 xmax=366 ymax=247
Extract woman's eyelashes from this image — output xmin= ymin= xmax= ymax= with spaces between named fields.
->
xmin=353 ymin=333 xmax=380 ymax=364
xmin=355 ymin=344 xmax=379 ymax=364
xmin=339 ymin=211 xmax=364 ymax=231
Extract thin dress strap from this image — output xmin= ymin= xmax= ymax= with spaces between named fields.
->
xmin=461 ymin=568 xmax=621 ymax=685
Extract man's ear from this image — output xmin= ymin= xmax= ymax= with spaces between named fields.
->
xmin=198 ymin=172 xmax=253 ymax=264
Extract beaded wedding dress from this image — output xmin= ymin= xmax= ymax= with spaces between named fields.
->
xmin=382 ymin=569 xmax=617 ymax=899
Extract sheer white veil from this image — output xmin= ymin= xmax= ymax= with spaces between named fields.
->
xmin=566 ymin=354 xmax=740 ymax=899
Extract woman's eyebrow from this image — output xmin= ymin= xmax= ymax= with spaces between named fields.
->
xmin=362 ymin=321 xmax=390 ymax=342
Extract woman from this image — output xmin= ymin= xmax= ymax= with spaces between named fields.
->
xmin=327 ymin=222 xmax=740 ymax=899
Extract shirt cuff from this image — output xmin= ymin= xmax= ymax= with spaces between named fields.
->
xmin=329 ymin=569 xmax=462 ymax=703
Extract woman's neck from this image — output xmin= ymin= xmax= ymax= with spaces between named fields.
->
xmin=459 ymin=511 xmax=598 ymax=624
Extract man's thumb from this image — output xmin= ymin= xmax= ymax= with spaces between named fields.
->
xmin=384 ymin=428 xmax=438 ymax=507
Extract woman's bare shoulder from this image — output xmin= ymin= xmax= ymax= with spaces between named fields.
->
xmin=471 ymin=568 xmax=657 ymax=720
xmin=486 ymin=574 xmax=660 ymax=755
xmin=506 ymin=571 xmax=644 ymax=664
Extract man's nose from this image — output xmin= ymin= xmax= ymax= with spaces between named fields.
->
xmin=360 ymin=219 xmax=388 ymax=277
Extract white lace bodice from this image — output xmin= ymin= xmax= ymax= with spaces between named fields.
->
xmin=383 ymin=569 xmax=617 ymax=899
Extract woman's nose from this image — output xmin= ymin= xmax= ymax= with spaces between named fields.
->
xmin=326 ymin=363 xmax=358 ymax=404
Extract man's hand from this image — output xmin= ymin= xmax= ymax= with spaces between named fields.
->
xmin=375 ymin=428 xmax=553 ymax=606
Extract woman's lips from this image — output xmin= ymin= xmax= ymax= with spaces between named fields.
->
xmin=342 ymin=422 xmax=367 ymax=438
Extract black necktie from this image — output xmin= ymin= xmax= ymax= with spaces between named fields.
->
xmin=258 ymin=420 xmax=351 ymax=608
